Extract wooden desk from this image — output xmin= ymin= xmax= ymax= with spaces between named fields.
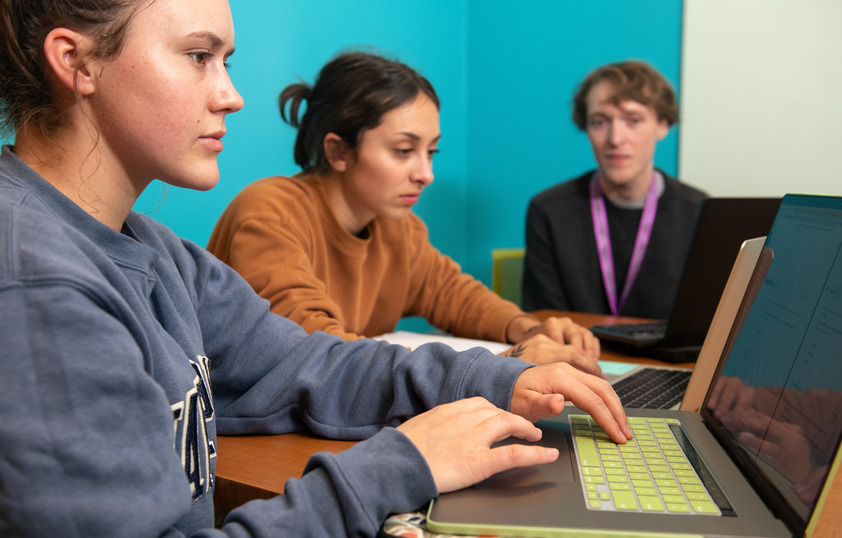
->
xmin=215 ymin=311 xmax=842 ymax=536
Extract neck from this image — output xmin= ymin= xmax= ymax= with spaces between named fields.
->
xmin=320 ymin=170 xmax=372 ymax=237
xmin=598 ymin=167 xmax=656 ymax=203
xmin=14 ymin=126 xmax=139 ymax=231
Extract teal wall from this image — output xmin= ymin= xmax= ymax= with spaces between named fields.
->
xmin=127 ymin=1 xmax=682 ymax=297
xmin=463 ymin=1 xmax=683 ymax=280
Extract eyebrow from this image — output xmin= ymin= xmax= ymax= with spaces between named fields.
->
xmin=396 ymin=131 xmax=442 ymax=144
xmin=187 ymin=31 xmax=236 ymax=56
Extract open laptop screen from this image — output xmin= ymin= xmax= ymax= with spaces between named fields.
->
xmin=703 ymin=194 xmax=842 ymax=533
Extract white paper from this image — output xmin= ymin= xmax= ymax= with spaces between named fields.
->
xmin=371 ymin=330 xmax=511 ymax=355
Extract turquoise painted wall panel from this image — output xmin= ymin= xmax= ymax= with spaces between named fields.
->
xmin=463 ymin=0 xmax=683 ymax=281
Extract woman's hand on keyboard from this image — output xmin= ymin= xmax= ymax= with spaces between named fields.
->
xmin=510 ymin=362 xmax=633 ymax=444
xmin=499 ymin=334 xmax=604 ymax=378
xmin=506 ymin=315 xmax=601 ymax=360
xmin=397 ymin=397 xmax=559 ymax=493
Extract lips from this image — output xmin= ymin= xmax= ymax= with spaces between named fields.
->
xmin=200 ymin=130 xmax=226 ymax=152
xmin=604 ymin=154 xmax=629 ymax=166
xmin=399 ymin=193 xmax=421 ymax=205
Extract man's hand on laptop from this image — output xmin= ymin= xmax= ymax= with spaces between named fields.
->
xmin=510 ymin=362 xmax=633 ymax=444
xmin=397 ymin=397 xmax=559 ymax=493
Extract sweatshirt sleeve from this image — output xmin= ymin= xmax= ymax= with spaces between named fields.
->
xmin=211 ymin=428 xmax=436 ymax=537
xmin=403 ymin=217 xmax=527 ymax=343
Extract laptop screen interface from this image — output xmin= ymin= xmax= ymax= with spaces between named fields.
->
xmin=704 ymin=195 xmax=842 ymax=528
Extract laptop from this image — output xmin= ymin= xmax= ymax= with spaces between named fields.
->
xmin=610 ymin=236 xmax=768 ymax=411
xmin=591 ymin=197 xmax=781 ymax=363
xmin=427 ymin=194 xmax=842 ymax=537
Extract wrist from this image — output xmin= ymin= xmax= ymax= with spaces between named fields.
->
xmin=506 ymin=315 xmax=540 ymax=343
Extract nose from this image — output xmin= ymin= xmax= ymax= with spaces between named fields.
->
xmin=214 ymin=69 xmax=245 ymax=114
xmin=412 ymin=154 xmax=435 ymax=186
xmin=607 ymin=120 xmax=624 ymax=147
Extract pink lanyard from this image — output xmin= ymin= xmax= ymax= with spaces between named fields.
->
xmin=589 ymin=173 xmax=659 ymax=315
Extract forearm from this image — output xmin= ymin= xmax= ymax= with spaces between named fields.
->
xmin=409 ymin=251 xmax=524 ymax=342
xmin=211 ymin=309 xmax=530 ymax=438
xmin=218 ymin=428 xmax=435 ymax=537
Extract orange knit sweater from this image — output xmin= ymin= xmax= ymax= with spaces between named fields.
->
xmin=207 ymin=173 xmax=525 ymax=341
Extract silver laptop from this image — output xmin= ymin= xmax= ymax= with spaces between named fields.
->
xmin=611 ymin=236 xmax=768 ymax=411
xmin=427 ymin=194 xmax=842 ymax=537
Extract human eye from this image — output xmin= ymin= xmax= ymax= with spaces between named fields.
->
xmin=428 ymin=148 xmax=439 ymax=159
xmin=188 ymin=50 xmax=212 ymax=67
xmin=589 ymin=117 xmax=605 ymax=128
xmin=394 ymin=148 xmax=413 ymax=157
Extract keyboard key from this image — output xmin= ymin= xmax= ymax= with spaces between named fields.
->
xmin=570 ymin=414 xmax=722 ymax=516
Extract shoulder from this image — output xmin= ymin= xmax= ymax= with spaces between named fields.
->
xmin=0 ymin=196 xmax=109 ymax=288
xmin=661 ymin=171 xmax=707 ymax=199
xmin=661 ymin=171 xmax=707 ymax=208
xmin=218 ymin=174 xmax=325 ymax=230
xmin=229 ymin=175 xmax=313 ymax=210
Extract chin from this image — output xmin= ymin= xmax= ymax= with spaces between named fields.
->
xmin=169 ymin=169 xmax=220 ymax=191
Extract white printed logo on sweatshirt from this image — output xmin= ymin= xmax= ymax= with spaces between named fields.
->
xmin=171 ymin=355 xmax=215 ymax=503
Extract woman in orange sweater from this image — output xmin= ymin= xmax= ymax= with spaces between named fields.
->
xmin=208 ymin=51 xmax=602 ymax=374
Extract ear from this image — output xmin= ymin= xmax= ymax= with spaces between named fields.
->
xmin=655 ymin=119 xmax=670 ymax=141
xmin=43 ymin=27 xmax=96 ymax=97
xmin=323 ymin=133 xmax=352 ymax=173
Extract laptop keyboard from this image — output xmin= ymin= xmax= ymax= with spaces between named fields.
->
xmin=613 ymin=368 xmax=691 ymax=409
xmin=594 ymin=322 xmax=667 ymax=341
xmin=570 ymin=414 xmax=732 ymax=516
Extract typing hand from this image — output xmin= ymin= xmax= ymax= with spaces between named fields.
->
xmin=507 ymin=315 xmax=601 ymax=361
xmin=397 ymin=397 xmax=559 ymax=494
xmin=499 ymin=334 xmax=604 ymax=378
xmin=509 ymin=362 xmax=632 ymax=444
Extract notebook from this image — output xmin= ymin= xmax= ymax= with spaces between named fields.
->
xmin=591 ymin=197 xmax=781 ymax=363
xmin=427 ymin=194 xmax=842 ymax=538
xmin=610 ymin=236 xmax=768 ymax=411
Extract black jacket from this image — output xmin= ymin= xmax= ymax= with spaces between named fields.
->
xmin=523 ymin=170 xmax=707 ymax=319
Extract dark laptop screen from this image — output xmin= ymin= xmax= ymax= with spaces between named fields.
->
xmin=703 ymin=194 xmax=842 ymax=532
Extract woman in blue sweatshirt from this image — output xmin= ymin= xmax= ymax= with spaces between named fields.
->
xmin=0 ymin=1 xmax=631 ymax=536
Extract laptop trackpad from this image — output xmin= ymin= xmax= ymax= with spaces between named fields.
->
xmin=478 ymin=425 xmax=575 ymax=491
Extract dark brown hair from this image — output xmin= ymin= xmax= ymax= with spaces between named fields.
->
xmin=0 ymin=0 xmax=152 ymax=139
xmin=279 ymin=50 xmax=440 ymax=174
xmin=571 ymin=60 xmax=678 ymax=131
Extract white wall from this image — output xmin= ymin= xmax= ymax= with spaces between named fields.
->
xmin=680 ymin=0 xmax=842 ymax=197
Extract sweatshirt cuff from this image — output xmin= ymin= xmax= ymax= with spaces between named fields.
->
xmin=457 ymin=350 xmax=533 ymax=411
xmin=306 ymin=427 xmax=437 ymax=529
